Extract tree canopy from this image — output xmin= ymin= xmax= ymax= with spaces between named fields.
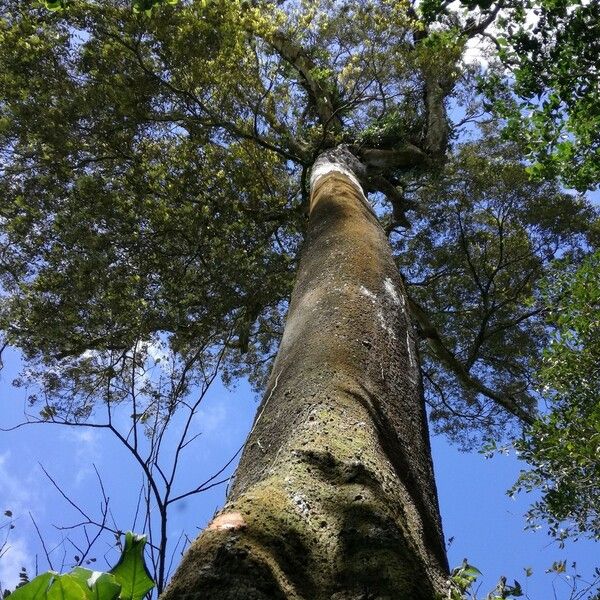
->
xmin=1 ymin=0 xmax=599 ymax=544
xmin=423 ymin=0 xmax=600 ymax=191
xmin=512 ymin=252 xmax=600 ymax=541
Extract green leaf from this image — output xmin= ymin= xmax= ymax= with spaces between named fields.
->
xmin=510 ymin=579 xmax=523 ymax=597
xmin=90 ymin=574 xmax=121 ymax=600
xmin=43 ymin=0 xmax=64 ymax=10
xmin=3 ymin=538 xmax=150 ymax=600
xmin=6 ymin=573 xmax=54 ymax=600
xmin=46 ymin=575 xmax=88 ymax=600
xmin=109 ymin=533 xmax=154 ymax=600
xmin=463 ymin=565 xmax=483 ymax=578
xmin=69 ymin=568 xmax=121 ymax=600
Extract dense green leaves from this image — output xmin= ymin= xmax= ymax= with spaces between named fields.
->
xmin=2 ymin=0 xmax=598 ymax=436
xmin=132 ymin=0 xmax=177 ymax=15
xmin=1 ymin=0 xmax=599 ymax=551
xmin=0 ymin=0 xmax=299 ymax=360
xmin=420 ymin=0 xmax=600 ymax=190
xmin=481 ymin=1 xmax=600 ymax=190
xmin=0 ymin=0 xmax=447 ymax=419
xmin=0 ymin=0 xmax=302 ymax=431
xmin=513 ymin=253 xmax=600 ymax=540
xmin=394 ymin=127 xmax=597 ymax=446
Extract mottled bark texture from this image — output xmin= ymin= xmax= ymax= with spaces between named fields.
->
xmin=161 ymin=148 xmax=449 ymax=600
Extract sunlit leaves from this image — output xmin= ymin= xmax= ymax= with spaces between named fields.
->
xmin=0 ymin=0 xmax=301 ymax=423
xmin=479 ymin=1 xmax=600 ymax=191
xmin=132 ymin=0 xmax=178 ymax=15
xmin=42 ymin=0 xmax=65 ymax=11
xmin=513 ymin=253 xmax=600 ymax=540
xmin=420 ymin=0 xmax=599 ymax=189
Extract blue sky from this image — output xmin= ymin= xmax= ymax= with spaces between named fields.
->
xmin=1 ymin=344 xmax=598 ymax=599
xmin=1 ymin=5 xmax=598 ymax=596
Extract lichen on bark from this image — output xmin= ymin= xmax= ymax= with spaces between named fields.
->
xmin=161 ymin=147 xmax=449 ymax=600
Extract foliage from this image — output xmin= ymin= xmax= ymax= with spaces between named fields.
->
xmin=479 ymin=1 xmax=600 ymax=191
xmin=5 ymin=532 xmax=154 ymax=600
xmin=4 ymin=333 xmax=241 ymax=596
xmin=420 ymin=0 xmax=600 ymax=189
xmin=512 ymin=252 xmax=600 ymax=541
xmin=0 ymin=0 xmax=300 ymax=424
xmin=449 ymin=561 xmax=484 ymax=600
xmin=449 ymin=560 xmax=524 ymax=600
xmin=0 ymin=0 xmax=598 ymax=569
xmin=393 ymin=126 xmax=598 ymax=447
xmin=0 ymin=0 xmax=454 ymax=417
xmin=449 ymin=560 xmax=600 ymax=600
xmin=2 ymin=0 xmax=597 ymax=440
xmin=131 ymin=0 xmax=178 ymax=15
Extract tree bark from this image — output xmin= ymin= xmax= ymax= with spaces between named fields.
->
xmin=161 ymin=148 xmax=449 ymax=600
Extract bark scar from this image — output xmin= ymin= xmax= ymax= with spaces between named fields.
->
xmin=207 ymin=511 xmax=247 ymax=531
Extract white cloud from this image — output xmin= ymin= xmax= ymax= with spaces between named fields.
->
xmin=0 ymin=452 xmax=36 ymax=591
xmin=196 ymin=403 xmax=228 ymax=436
xmin=59 ymin=428 xmax=101 ymax=486
xmin=0 ymin=536 xmax=31 ymax=592
xmin=463 ymin=35 xmax=496 ymax=67
xmin=0 ymin=452 xmax=34 ymax=509
xmin=144 ymin=339 xmax=170 ymax=366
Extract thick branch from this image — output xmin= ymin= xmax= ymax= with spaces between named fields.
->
xmin=423 ymin=78 xmax=449 ymax=158
xmin=360 ymin=146 xmax=429 ymax=170
xmin=358 ymin=147 xmax=428 ymax=229
xmin=406 ymin=7 xmax=451 ymax=159
xmin=267 ymin=32 xmax=342 ymax=132
xmin=418 ymin=3 xmax=505 ymax=156
xmin=462 ymin=3 xmax=504 ymax=38
xmin=369 ymin=174 xmax=418 ymax=229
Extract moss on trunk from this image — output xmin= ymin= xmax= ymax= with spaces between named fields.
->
xmin=161 ymin=153 xmax=449 ymax=600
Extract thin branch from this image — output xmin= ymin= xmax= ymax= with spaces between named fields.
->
xmin=168 ymin=449 xmax=243 ymax=505
xmin=29 ymin=512 xmax=53 ymax=571
xmin=462 ymin=3 xmax=504 ymax=38
xmin=408 ymin=295 xmax=535 ymax=424
xmin=39 ymin=464 xmax=93 ymax=523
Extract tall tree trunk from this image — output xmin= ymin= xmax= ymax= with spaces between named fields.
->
xmin=161 ymin=148 xmax=449 ymax=600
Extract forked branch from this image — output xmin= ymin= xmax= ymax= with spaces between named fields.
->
xmin=408 ymin=296 xmax=535 ymax=425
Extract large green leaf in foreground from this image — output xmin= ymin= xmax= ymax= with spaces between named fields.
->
xmin=109 ymin=533 xmax=154 ymax=600
xmin=7 ymin=533 xmax=154 ymax=600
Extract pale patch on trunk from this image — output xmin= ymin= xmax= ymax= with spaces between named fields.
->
xmin=310 ymin=158 xmax=365 ymax=200
xmin=377 ymin=308 xmax=397 ymax=340
xmin=384 ymin=277 xmax=401 ymax=305
xmin=405 ymin=329 xmax=420 ymax=385
xmin=359 ymin=285 xmax=377 ymax=301
xmin=207 ymin=511 xmax=247 ymax=531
